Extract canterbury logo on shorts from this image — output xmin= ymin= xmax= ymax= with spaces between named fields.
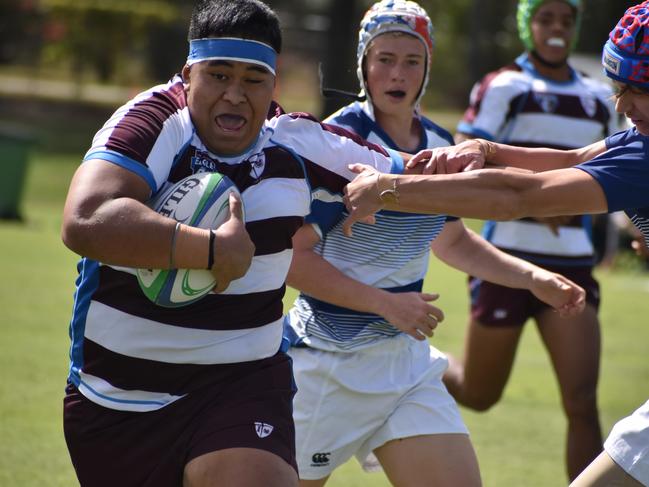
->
xmin=311 ymin=452 xmax=331 ymax=466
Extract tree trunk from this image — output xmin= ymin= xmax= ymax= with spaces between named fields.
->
xmin=320 ymin=0 xmax=362 ymax=118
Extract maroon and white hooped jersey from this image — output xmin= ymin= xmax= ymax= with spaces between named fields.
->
xmin=457 ymin=53 xmax=621 ymax=266
xmin=68 ymin=75 xmax=402 ymax=412
xmin=458 ymin=53 xmax=618 ymax=149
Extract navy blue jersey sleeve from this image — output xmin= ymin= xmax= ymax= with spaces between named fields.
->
xmin=577 ymin=128 xmax=649 ymax=212
xmin=605 ymin=128 xmax=634 ymax=149
xmin=305 ymin=200 xmax=346 ymax=235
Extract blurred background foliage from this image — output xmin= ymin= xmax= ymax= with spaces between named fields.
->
xmin=0 ymin=0 xmax=639 ymax=118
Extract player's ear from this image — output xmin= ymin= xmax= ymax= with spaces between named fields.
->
xmin=181 ymin=64 xmax=191 ymax=87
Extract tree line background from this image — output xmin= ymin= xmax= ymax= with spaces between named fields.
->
xmin=0 ymin=0 xmax=638 ymax=118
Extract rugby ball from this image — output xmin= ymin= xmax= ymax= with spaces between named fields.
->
xmin=136 ymin=172 xmax=241 ymax=307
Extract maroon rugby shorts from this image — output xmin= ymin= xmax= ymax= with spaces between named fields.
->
xmin=64 ymin=352 xmax=296 ymax=487
xmin=469 ymin=265 xmax=600 ymax=327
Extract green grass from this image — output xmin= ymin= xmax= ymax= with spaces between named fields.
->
xmin=0 ymin=151 xmax=82 ymax=486
xmin=1 ymin=150 xmax=648 ymax=486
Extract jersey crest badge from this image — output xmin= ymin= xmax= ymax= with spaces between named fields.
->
xmin=248 ymin=151 xmax=266 ymax=179
xmin=534 ymin=93 xmax=559 ymax=114
xmin=254 ymin=422 xmax=274 ymax=438
xmin=579 ymin=94 xmax=597 ymax=118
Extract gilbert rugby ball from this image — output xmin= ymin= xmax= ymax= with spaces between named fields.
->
xmin=136 ymin=172 xmax=241 ymax=307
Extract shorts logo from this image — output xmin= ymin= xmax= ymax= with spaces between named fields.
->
xmin=493 ymin=309 xmax=508 ymax=320
xmin=311 ymin=452 xmax=331 ymax=467
xmin=254 ymin=422 xmax=274 ymax=438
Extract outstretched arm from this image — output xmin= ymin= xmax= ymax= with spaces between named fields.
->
xmin=431 ymin=221 xmax=585 ymax=315
xmin=342 ymin=164 xmax=609 ymax=236
xmin=286 ymin=224 xmax=444 ymax=340
xmin=407 ymin=139 xmax=608 ymax=175
xmin=480 ymin=139 xmax=607 ymax=171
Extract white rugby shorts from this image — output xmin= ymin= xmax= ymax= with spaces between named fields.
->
xmin=604 ymin=399 xmax=649 ymax=485
xmin=288 ymin=334 xmax=469 ymax=480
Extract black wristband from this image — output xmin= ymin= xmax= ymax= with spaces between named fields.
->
xmin=169 ymin=222 xmax=181 ymax=269
xmin=206 ymin=230 xmax=215 ymax=270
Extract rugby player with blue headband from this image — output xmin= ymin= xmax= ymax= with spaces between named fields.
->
xmin=61 ymin=1 xmax=418 ymax=486
xmin=179 ymin=2 xmax=282 ymax=158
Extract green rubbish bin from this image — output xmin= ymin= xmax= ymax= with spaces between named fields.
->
xmin=0 ymin=124 xmax=34 ymax=220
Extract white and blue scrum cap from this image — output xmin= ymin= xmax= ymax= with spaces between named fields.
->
xmin=187 ymin=37 xmax=277 ymax=75
xmin=356 ymin=0 xmax=435 ymax=118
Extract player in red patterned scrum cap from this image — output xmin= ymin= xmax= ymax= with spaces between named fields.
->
xmin=343 ymin=3 xmax=649 ymax=485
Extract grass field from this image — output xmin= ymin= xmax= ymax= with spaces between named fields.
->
xmin=1 ymin=147 xmax=648 ymax=487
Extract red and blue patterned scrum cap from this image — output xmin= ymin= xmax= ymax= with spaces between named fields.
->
xmin=356 ymin=0 xmax=434 ymax=115
xmin=603 ymin=1 xmax=649 ymax=89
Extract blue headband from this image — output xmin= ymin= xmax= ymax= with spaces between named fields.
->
xmin=187 ymin=37 xmax=277 ymax=75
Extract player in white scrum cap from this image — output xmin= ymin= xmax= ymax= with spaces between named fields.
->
xmin=342 ymin=3 xmax=649 ymax=485
xmin=284 ymin=1 xmax=587 ymax=485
